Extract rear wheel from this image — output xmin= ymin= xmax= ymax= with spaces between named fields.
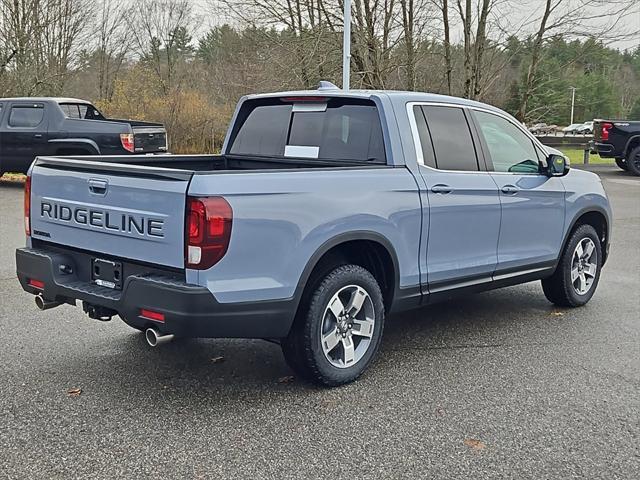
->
xmin=542 ymin=224 xmax=602 ymax=307
xmin=281 ymin=264 xmax=385 ymax=387
xmin=615 ymin=158 xmax=628 ymax=171
xmin=625 ymin=146 xmax=640 ymax=176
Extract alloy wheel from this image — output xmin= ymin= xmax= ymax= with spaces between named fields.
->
xmin=320 ymin=285 xmax=375 ymax=368
xmin=571 ymin=237 xmax=598 ymax=295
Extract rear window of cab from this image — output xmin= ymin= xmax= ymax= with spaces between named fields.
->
xmin=228 ymin=98 xmax=386 ymax=164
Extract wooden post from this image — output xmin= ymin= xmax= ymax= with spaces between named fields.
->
xmin=583 ymin=148 xmax=589 ymax=165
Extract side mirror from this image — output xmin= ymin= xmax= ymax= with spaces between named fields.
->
xmin=546 ymin=154 xmax=570 ymax=177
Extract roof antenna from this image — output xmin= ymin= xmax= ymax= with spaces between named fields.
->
xmin=318 ymin=81 xmax=339 ymax=91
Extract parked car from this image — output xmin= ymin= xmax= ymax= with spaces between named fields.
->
xmin=590 ymin=119 xmax=640 ymax=175
xmin=563 ymin=123 xmax=583 ymax=135
xmin=16 ymin=86 xmax=612 ymax=387
xmin=576 ymin=121 xmax=594 ymax=135
xmin=529 ymin=123 xmax=558 ymax=135
xmin=0 ymin=97 xmax=168 ymax=176
xmin=528 ymin=123 xmax=549 ymax=134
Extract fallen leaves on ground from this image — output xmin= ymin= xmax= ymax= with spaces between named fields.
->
xmin=463 ymin=438 xmax=486 ymax=451
xmin=67 ymin=388 xmax=82 ymax=397
xmin=210 ymin=356 xmax=225 ymax=364
xmin=550 ymin=311 xmax=565 ymax=317
xmin=278 ymin=375 xmax=295 ymax=384
xmin=0 ymin=173 xmax=25 ymax=182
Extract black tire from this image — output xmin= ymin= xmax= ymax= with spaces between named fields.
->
xmin=281 ymin=264 xmax=385 ymax=387
xmin=625 ymin=146 xmax=640 ymax=176
xmin=615 ymin=158 xmax=628 ymax=171
xmin=541 ymin=224 xmax=602 ymax=307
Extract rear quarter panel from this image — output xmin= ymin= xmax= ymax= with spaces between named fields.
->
xmin=187 ymin=168 xmax=422 ymax=303
xmin=51 ymin=118 xmax=132 ymax=155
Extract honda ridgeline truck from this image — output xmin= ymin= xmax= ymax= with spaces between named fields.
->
xmin=16 ymin=84 xmax=612 ymax=386
xmin=0 ymin=97 xmax=167 ymax=176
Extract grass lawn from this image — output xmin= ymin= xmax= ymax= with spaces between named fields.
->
xmin=559 ymin=148 xmax=613 ymax=166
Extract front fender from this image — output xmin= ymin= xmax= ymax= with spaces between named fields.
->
xmin=560 ymin=168 xmax=612 ymax=263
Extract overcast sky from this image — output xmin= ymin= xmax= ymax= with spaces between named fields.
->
xmin=194 ymin=0 xmax=639 ymax=51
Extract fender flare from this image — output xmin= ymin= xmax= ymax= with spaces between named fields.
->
xmin=48 ymin=138 xmax=100 ymax=155
xmin=558 ymin=206 xmax=611 ymax=267
xmin=624 ymin=135 xmax=640 ymax=158
xmin=290 ymin=230 xmax=401 ymax=313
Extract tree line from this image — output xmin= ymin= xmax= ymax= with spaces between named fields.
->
xmin=1 ymin=0 xmax=639 ymax=153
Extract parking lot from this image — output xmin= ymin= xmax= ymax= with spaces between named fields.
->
xmin=0 ymin=166 xmax=638 ymax=479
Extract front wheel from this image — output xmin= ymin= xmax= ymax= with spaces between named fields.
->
xmin=625 ymin=146 xmax=640 ymax=176
xmin=541 ymin=224 xmax=602 ymax=307
xmin=282 ymin=264 xmax=385 ymax=387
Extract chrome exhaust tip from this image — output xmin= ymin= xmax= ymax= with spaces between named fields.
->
xmin=145 ymin=328 xmax=174 ymax=347
xmin=35 ymin=295 xmax=61 ymax=311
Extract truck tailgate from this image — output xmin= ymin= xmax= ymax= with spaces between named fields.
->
xmin=133 ymin=127 xmax=168 ymax=153
xmin=29 ymin=158 xmax=190 ymax=269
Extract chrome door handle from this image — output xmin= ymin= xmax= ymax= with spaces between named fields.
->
xmin=501 ymin=185 xmax=518 ymax=195
xmin=34 ymin=134 xmax=43 ymax=138
xmin=431 ymin=184 xmax=452 ymax=194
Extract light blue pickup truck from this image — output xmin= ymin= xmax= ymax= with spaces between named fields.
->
xmin=16 ymin=86 xmax=612 ymax=386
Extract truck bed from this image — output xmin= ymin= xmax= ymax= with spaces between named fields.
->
xmin=40 ymin=154 xmax=384 ymax=173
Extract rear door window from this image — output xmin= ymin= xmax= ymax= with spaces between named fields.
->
xmin=412 ymin=105 xmax=437 ymax=168
xmin=60 ymin=103 xmax=78 ymax=118
xmin=420 ymin=106 xmax=479 ymax=171
xmin=9 ymin=104 xmax=45 ymax=128
xmin=59 ymin=103 xmax=104 ymax=120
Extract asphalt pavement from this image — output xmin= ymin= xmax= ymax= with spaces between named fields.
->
xmin=0 ymin=166 xmax=638 ymax=479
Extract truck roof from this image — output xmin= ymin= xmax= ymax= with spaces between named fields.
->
xmin=0 ymin=97 xmax=92 ymax=104
xmin=246 ymin=87 xmax=506 ymax=115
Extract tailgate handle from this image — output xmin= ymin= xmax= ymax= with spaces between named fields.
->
xmin=88 ymin=179 xmax=108 ymax=195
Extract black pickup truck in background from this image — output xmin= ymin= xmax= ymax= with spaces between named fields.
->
xmin=0 ymin=97 xmax=168 ymax=175
xmin=591 ymin=119 xmax=640 ymax=176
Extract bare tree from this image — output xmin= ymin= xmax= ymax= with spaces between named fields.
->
xmin=126 ymin=0 xmax=194 ymax=94
xmin=0 ymin=0 xmax=92 ymax=95
xmin=456 ymin=0 xmax=495 ymax=99
xmin=432 ymin=0 xmax=453 ymax=95
xmin=94 ymin=0 xmax=129 ymax=101
xmin=212 ymin=0 xmax=340 ymax=88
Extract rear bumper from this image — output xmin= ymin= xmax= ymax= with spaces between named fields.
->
xmin=16 ymin=247 xmax=294 ymax=339
xmin=590 ymin=141 xmax=616 ymax=157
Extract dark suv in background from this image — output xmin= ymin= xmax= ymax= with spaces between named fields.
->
xmin=0 ymin=97 xmax=167 ymax=176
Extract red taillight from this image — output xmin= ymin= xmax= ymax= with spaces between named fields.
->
xmin=185 ymin=196 xmax=232 ymax=270
xmin=24 ymin=175 xmax=31 ymax=236
xmin=28 ymin=279 xmax=44 ymax=289
xmin=601 ymin=122 xmax=613 ymax=141
xmin=120 ymin=133 xmax=135 ymax=153
xmin=140 ymin=309 xmax=165 ymax=322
